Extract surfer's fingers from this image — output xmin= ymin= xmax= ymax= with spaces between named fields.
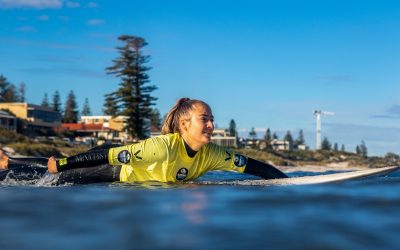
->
xmin=0 ymin=149 xmax=9 ymax=170
xmin=48 ymin=156 xmax=58 ymax=174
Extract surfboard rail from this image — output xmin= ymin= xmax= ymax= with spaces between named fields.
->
xmin=200 ymin=166 xmax=400 ymax=186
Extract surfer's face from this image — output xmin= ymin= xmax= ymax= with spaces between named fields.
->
xmin=181 ymin=103 xmax=214 ymax=149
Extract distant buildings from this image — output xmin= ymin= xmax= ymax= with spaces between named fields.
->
xmin=211 ymin=128 xmax=237 ymax=148
xmin=0 ymin=102 xmax=61 ymax=136
xmin=0 ymin=102 xmax=309 ymax=152
xmin=0 ymin=110 xmax=17 ymax=132
xmin=244 ymin=138 xmax=308 ymax=151
xmin=59 ymin=115 xmax=154 ymax=143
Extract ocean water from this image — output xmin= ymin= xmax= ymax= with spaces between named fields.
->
xmin=0 ymin=170 xmax=400 ymax=250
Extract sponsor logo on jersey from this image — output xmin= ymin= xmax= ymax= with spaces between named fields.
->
xmin=234 ymin=154 xmax=247 ymax=167
xmin=176 ymin=168 xmax=189 ymax=181
xmin=225 ymin=151 xmax=232 ymax=161
xmin=59 ymin=158 xmax=67 ymax=166
xmin=134 ymin=150 xmax=142 ymax=160
xmin=118 ymin=150 xmax=131 ymax=164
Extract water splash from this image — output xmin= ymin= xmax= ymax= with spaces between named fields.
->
xmin=0 ymin=167 xmax=69 ymax=187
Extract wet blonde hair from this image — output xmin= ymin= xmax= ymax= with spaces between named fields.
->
xmin=161 ymin=97 xmax=210 ymax=135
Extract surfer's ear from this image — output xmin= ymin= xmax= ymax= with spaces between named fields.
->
xmin=180 ymin=117 xmax=191 ymax=132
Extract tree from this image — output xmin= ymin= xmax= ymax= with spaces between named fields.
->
xmin=0 ymin=75 xmax=9 ymax=102
xmin=249 ymin=127 xmax=257 ymax=140
xmin=41 ymin=93 xmax=50 ymax=107
xmin=18 ymin=82 xmax=26 ymax=102
xmin=63 ymin=90 xmax=79 ymax=123
xmin=106 ymin=35 xmax=157 ymax=139
xmin=272 ymin=132 xmax=278 ymax=140
xmin=3 ymin=84 xmax=18 ymax=102
xmin=103 ymin=92 xmax=119 ymax=116
xmin=385 ymin=152 xmax=400 ymax=163
xmin=321 ymin=137 xmax=331 ymax=150
xmin=82 ymin=98 xmax=91 ymax=116
xmin=0 ymin=75 xmax=10 ymax=102
xmin=0 ymin=75 xmax=18 ymax=102
xmin=149 ymin=108 xmax=162 ymax=129
xmin=358 ymin=140 xmax=368 ymax=158
xmin=264 ymin=128 xmax=271 ymax=141
xmin=296 ymin=129 xmax=305 ymax=145
xmin=52 ymin=91 xmax=62 ymax=114
xmin=264 ymin=128 xmax=272 ymax=149
xmin=284 ymin=131 xmax=294 ymax=150
xmin=334 ymin=142 xmax=338 ymax=151
xmin=229 ymin=119 xmax=237 ymax=137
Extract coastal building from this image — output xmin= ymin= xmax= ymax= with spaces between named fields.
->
xmin=294 ymin=144 xmax=308 ymax=151
xmin=67 ymin=115 xmax=153 ymax=142
xmin=270 ymin=139 xmax=290 ymax=151
xmin=211 ymin=128 xmax=237 ymax=148
xmin=0 ymin=102 xmax=61 ymax=136
xmin=60 ymin=123 xmax=119 ymax=141
xmin=0 ymin=110 xmax=17 ymax=132
xmin=245 ymin=138 xmax=260 ymax=149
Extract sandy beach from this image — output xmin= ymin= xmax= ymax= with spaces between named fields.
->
xmin=278 ymin=162 xmax=369 ymax=173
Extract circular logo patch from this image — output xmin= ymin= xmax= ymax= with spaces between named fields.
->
xmin=118 ymin=150 xmax=131 ymax=164
xmin=176 ymin=168 xmax=189 ymax=181
xmin=234 ymin=154 xmax=247 ymax=167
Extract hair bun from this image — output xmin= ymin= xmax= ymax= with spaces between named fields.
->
xmin=178 ymin=97 xmax=190 ymax=105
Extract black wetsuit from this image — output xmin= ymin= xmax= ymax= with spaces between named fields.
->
xmin=0 ymin=143 xmax=287 ymax=185
xmin=0 ymin=144 xmax=122 ymax=185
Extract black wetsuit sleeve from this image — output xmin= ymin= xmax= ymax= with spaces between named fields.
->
xmin=244 ymin=158 xmax=288 ymax=179
xmin=56 ymin=149 xmax=109 ymax=172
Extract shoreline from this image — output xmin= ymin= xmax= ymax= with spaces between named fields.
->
xmin=277 ymin=164 xmax=370 ymax=173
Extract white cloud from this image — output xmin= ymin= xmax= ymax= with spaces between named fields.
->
xmin=387 ymin=105 xmax=400 ymax=117
xmin=0 ymin=0 xmax=62 ymax=9
xmin=65 ymin=1 xmax=80 ymax=8
xmin=87 ymin=19 xmax=104 ymax=26
xmin=37 ymin=15 xmax=49 ymax=21
xmin=371 ymin=104 xmax=400 ymax=119
xmin=16 ymin=25 xmax=37 ymax=32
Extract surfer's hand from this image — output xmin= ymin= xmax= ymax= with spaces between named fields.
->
xmin=0 ymin=150 xmax=9 ymax=170
xmin=48 ymin=156 xmax=58 ymax=174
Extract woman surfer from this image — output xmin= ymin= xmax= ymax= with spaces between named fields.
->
xmin=0 ymin=98 xmax=287 ymax=184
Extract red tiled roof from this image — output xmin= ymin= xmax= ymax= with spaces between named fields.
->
xmin=61 ymin=123 xmax=112 ymax=131
xmin=151 ymin=125 xmax=161 ymax=133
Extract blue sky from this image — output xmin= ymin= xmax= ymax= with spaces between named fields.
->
xmin=1 ymin=0 xmax=400 ymax=156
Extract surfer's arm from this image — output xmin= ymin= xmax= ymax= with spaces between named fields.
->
xmin=48 ymin=137 xmax=168 ymax=173
xmin=48 ymin=149 xmax=110 ymax=173
xmin=244 ymin=158 xmax=288 ymax=179
xmin=206 ymin=144 xmax=287 ymax=180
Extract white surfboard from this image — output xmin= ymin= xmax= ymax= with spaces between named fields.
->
xmin=200 ymin=166 xmax=400 ymax=186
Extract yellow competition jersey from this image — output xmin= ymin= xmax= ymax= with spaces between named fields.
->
xmin=108 ymin=133 xmax=247 ymax=183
